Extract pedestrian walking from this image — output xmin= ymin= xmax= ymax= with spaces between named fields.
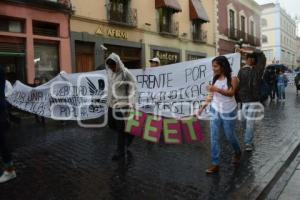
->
xmin=295 ymin=73 xmax=300 ymax=96
xmin=106 ymin=53 xmax=137 ymax=161
xmin=0 ymin=65 xmax=16 ymax=183
xmin=198 ymin=56 xmax=241 ymax=174
xmin=264 ymin=68 xmax=277 ymax=100
xmin=237 ymin=52 xmax=265 ymax=152
xmin=277 ymin=69 xmax=288 ymax=101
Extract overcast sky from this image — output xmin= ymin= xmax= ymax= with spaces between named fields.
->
xmin=255 ymin=0 xmax=300 ymax=35
xmin=255 ymin=0 xmax=299 ymax=18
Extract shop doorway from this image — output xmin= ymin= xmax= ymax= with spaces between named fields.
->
xmin=0 ymin=40 xmax=26 ymax=83
xmin=104 ymin=44 xmax=141 ymax=69
xmin=0 ymin=54 xmax=26 ymax=84
xmin=75 ymin=41 xmax=95 ymax=72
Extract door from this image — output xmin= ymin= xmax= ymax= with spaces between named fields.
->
xmin=76 ymin=54 xmax=94 ymax=73
xmin=75 ymin=41 xmax=95 ymax=72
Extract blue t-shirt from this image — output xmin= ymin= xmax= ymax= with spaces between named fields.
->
xmin=277 ymin=74 xmax=286 ymax=86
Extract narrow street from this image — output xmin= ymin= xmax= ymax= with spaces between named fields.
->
xmin=1 ymin=87 xmax=299 ymax=200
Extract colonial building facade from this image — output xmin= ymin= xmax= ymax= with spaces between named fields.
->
xmin=0 ymin=0 xmax=72 ymax=84
xmin=217 ymin=0 xmax=261 ymax=55
xmin=261 ymin=3 xmax=297 ymax=69
xmin=70 ymin=0 xmax=217 ymax=71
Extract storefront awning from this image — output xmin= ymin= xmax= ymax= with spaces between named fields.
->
xmin=155 ymin=0 xmax=182 ymax=12
xmin=189 ymin=0 xmax=209 ymax=22
xmin=0 ymin=52 xmax=25 ymax=57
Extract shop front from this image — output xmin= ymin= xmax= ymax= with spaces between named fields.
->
xmin=71 ymin=24 xmax=145 ymax=72
xmin=0 ymin=36 xmax=26 ymax=83
xmin=186 ymin=51 xmax=207 ymax=61
xmin=150 ymin=45 xmax=181 ymax=65
xmin=0 ymin=1 xmax=72 ymax=84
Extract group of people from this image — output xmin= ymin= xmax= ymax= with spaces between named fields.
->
xmin=198 ymin=50 xmax=266 ymax=174
xmin=0 ymin=49 xmax=277 ymax=183
xmin=264 ymin=67 xmax=288 ymax=102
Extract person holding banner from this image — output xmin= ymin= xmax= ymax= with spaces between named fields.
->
xmin=0 ymin=65 xmax=16 ymax=183
xmin=149 ymin=57 xmax=160 ymax=68
xmin=106 ymin=53 xmax=137 ymax=161
xmin=198 ymin=56 xmax=241 ymax=174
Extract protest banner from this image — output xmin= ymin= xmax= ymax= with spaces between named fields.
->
xmin=6 ymin=53 xmax=241 ymax=120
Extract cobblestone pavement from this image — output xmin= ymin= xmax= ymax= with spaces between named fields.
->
xmin=1 ymin=87 xmax=300 ymax=200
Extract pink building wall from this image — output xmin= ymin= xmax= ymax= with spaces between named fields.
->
xmin=0 ymin=2 xmax=72 ymax=84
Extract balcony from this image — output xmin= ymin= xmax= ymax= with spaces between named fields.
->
xmin=227 ymin=28 xmax=238 ymax=40
xmin=4 ymin=0 xmax=72 ymax=12
xmin=192 ymin=30 xmax=207 ymax=43
xmin=107 ymin=4 xmax=137 ymax=28
xmin=247 ymin=34 xmax=261 ymax=47
xmin=237 ymin=30 xmax=248 ymax=43
xmin=159 ymin=21 xmax=179 ymax=37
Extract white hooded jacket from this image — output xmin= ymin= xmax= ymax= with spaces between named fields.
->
xmin=105 ymin=53 xmax=137 ymax=108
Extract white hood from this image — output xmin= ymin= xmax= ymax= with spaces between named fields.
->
xmin=105 ymin=53 xmax=137 ymax=108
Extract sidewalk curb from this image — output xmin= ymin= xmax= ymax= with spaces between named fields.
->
xmin=248 ymin=132 xmax=300 ymax=200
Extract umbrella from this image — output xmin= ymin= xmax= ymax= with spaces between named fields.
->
xmin=266 ymin=64 xmax=288 ymax=71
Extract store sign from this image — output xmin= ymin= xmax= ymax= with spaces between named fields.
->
xmin=96 ymin=25 xmax=128 ymax=40
xmin=188 ymin=54 xmax=205 ymax=61
xmin=153 ymin=50 xmax=180 ymax=64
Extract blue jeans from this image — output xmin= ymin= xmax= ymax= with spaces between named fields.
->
xmin=242 ymin=103 xmax=261 ymax=145
xmin=210 ymin=107 xmax=241 ymax=165
xmin=277 ymin=84 xmax=285 ymax=100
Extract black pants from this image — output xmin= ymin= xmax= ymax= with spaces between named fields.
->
xmin=108 ymin=107 xmax=134 ymax=154
xmin=0 ymin=122 xmax=12 ymax=164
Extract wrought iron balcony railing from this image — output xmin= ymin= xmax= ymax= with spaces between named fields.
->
xmin=159 ymin=21 xmax=179 ymax=37
xmin=106 ymin=3 xmax=137 ymax=27
xmin=227 ymin=28 xmax=238 ymax=40
xmin=192 ymin=30 xmax=207 ymax=43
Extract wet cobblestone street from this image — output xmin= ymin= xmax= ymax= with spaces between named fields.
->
xmin=1 ymin=87 xmax=300 ymax=200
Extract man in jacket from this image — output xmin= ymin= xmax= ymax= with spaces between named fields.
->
xmin=0 ymin=65 xmax=16 ymax=183
xmin=238 ymin=52 xmax=265 ymax=152
xmin=105 ymin=53 xmax=137 ymax=161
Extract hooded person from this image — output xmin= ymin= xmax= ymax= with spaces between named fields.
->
xmin=0 ymin=65 xmax=16 ymax=183
xmin=105 ymin=53 xmax=137 ymax=161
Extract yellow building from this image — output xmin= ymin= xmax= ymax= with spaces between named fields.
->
xmin=70 ymin=0 xmax=216 ymax=71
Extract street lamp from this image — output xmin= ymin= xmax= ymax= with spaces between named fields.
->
xmin=235 ymin=38 xmax=244 ymax=52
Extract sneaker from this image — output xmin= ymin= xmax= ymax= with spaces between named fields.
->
xmin=245 ymin=144 xmax=253 ymax=152
xmin=205 ymin=165 xmax=219 ymax=174
xmin=0 ymin=170 xmax=16 ymax=183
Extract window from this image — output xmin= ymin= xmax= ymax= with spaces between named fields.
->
xmin=192 ymin=20 xmax=206 ymax=42
xmin=33 ymin=21 xmax=59 ymax=37
xmin=0 ymin=17 xmax=24 ymax=33
xmin=261 ymin=18 xmax=267 ymax=27
xmin=264 ymin=50 xmax=273 ymax=61
xmin=241 ymin=16 xmax=245 ymax=32
xmin=229 ymin=10 xmax=235 ymax=30
xmin=34 ymin=43 xmax=59 ymax=81
xmin=159 ymin=8 xmax=176 ymax=34
xmin=250 ymin=21 xmax=254 ymax=36
xmin=262 ymin=35 xmax=268 ymax=43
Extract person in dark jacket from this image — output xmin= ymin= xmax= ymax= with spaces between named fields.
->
xmin=264 ymin=68 xmax=277 ymax=100
xmin=0 ymin=65 xmax=16 ymax=183
xmin=237 ymin=52 xmax=264 ymax=152
xmin=294 ymin=73 xmax=300 ymax=96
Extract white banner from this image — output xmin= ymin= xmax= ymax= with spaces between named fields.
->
xmin=6 ymin=53 xmax=241 ymax=120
